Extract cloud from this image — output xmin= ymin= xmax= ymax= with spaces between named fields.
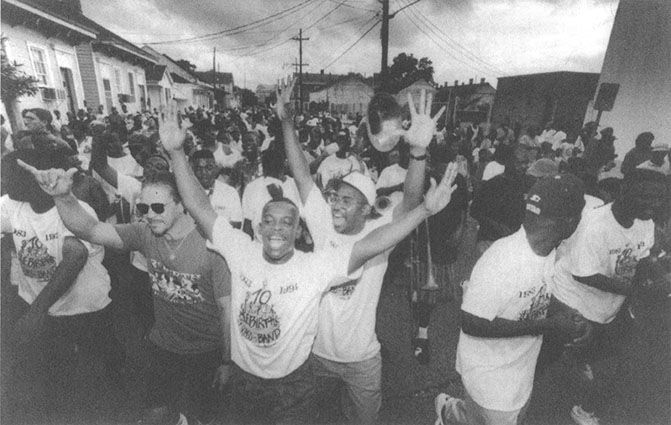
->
xmin=81 ymin=0 xmax=617 ymax=89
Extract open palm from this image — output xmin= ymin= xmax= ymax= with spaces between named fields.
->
xmin=424 ymin=162 xmax=458 ymax=215
xmin=404 ymin=89 xmax=445 ymax=150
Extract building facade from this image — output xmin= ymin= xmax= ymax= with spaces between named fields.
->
xmin=490 ymin=71 xmax=599 ymax=141
xmin=1 ymin=0 xmax=96 ymax=128
xmin=309 ymin=76 xmax=374 ymax=115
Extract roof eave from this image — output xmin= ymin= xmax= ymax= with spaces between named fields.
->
xmin=4 ymin=0 xmax=97 ymax=39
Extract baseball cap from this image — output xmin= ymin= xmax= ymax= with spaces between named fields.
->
xmin=526 ymin=158 xmax=559 ymax=178
xmin=341 ymin=172 xmax=377 ymax=206
xmin=526 ymin=174 xmax=585 ymax=218
xmin=651 ymin=142 xmax=670 ymax=152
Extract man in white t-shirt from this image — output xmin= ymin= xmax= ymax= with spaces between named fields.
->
xmin=546 ymin=169 xmax=667 ymax=425
xmin=156 ymin=113 xmax=458 ymax=424
xmin=190 ymin=149 xmax=242 ymax=227
xmin=279 ymin=80 xmax=446 ymax=424
xmin=436 ymin=174 xmax=590 ymax=425
xmin=317 ymin=130 xmax=370 ymax=188
xmin=2 ymin=148 xmax=121 ymax=422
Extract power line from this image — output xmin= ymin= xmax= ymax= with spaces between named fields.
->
xmin=398 ymin=3 xmax=492 ymax=77
xmin=407 ymin=2 xmax=508 ymax=76
xmin=323 ymin=16 xmax=381 ymax=69
xmin=143 ymin=0 xmax=316 ymax=45
xmin=325 ymin=0 xmax=377 ymax=12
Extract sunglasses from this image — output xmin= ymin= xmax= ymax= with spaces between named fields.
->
xmin=136 ymin=203 xmax=167 ymax=215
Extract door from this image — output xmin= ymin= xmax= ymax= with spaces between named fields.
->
xmin=103 ymin=79 xmax=113 ymax=113
xmin=60 ymin=67 xmax=77 ymax=114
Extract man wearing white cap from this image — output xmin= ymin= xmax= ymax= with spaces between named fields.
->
xmin=276 ymin=79 xmax=445 ymax=424
xmin=637 ymin=143 xmax=670 ymax=175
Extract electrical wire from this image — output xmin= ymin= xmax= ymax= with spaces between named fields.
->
xmin=406 ymin=2 xmax=508 ymax=76
xmin=143 ymin=0 xmax=316 ymax=45
xmin=323 ymin=16 xmax=381 ymax=69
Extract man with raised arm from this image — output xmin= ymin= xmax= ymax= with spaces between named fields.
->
xmin=275 ymin=78 xmax=445 ymax=423
xmin=158 ymin=116 xmax=457 ymax=424
xmin=18 ymin=163 xmax=232 ymax=425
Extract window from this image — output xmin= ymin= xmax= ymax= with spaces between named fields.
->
xmin=29 ymin=46 xmax=49 ymax=85
xmin=128 ymin=73 xmax=135 ymax=96
xmin=114 ymin=69 xmax=122 ymax=93
xmin=165 ymin=88 xmax=171 ymax=103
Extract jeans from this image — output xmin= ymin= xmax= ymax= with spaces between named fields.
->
xmin=311 ymin=352 xmax=382 ymax=424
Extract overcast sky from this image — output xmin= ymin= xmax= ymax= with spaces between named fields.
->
xmin=81 ymin=0 xmax=619 ymax=90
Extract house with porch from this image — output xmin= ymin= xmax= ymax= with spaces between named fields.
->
xmin=1 ymin=0 xmax=96 ymax=129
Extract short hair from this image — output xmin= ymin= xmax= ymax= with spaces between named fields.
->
xmin=634 ymin=132 xmax=655 ymax=149
xmin=190 ymin=149 xmax=215 ymax=162
xmin=142 ymin=171 xmax=181 ymax=203
xmin=261 ymin=145 xmax=286 ymax=177
xmin=28 ymin=108 xmax=53 ymax=125
xmin=367 ymin=93 xmax=401 ymax=135
xmin=2 ymin=147 xmax=70 ymax=205
xmin=262 ymin=184 xmax=299 ymax=217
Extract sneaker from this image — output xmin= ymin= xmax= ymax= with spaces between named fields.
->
xmin=434 ymin=393 xmax=456 ymax=425
xmin=571 ymin=405 xmax=600 ymax=425
xmin=412 ymin=337 xmax=430 ymax=365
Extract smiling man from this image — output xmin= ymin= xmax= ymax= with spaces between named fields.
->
xmin=159 ymin=115 xmax=458 ymax=424
xmin=277 ymin=79 xmax=445 ymax=423
xmin=18 ymin=163 xmax=232 ymax=425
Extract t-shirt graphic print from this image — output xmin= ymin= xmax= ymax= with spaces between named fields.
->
xmin=18 ymin=235 xmax=57 ymax=281
xmin=238 ymin=285 xmax=281 ymax=347
xmin=149 ymin=258 xmax=206 ymax=304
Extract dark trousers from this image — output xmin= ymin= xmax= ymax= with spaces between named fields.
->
xmin=229 ymin=360 xmax=317 ymax=425
xmin=4 ymin=302 xmax=125 ymax=424
xmin=142 ymin=341 xmax=222 ymax=423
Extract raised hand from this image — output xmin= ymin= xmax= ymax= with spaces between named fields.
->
xmin=405 ymin=89 xmax=446 ymax=151
xmin=423 ymin=162 xmax=458 ymax=215
xmin=271 ymin=78 xmax=296 ymax=121
xmin=17 ymin=159 xmax=77 ymax=197
xmin=159 ymin=113 xmax=192 ymax=152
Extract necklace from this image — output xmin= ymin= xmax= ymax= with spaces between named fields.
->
xmin=162 ymin=226 xmax=195 ymax=261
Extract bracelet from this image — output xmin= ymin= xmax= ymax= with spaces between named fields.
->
xmin=409 ymin=153 xmax=427 ymax=161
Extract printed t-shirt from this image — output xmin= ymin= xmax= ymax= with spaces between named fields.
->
xmin=552 ymin=203 xmax=654 ymax=324
xmin=456 ymin=227 xmax=554 ymax=411
xmin=115 ymin=221 xmax=231 ymax=354
xmin=207 ymin=215 xmax=358 ymax=379
xmin=1 ymin=196 xmax=111 ymax=316
xmin=208 ymin=179 xmax=243 ymax=224
xmin=303 ymin=185 xmax=394 ymax=362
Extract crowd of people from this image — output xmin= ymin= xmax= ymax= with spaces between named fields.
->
xmin=0 ymin=78 xmax=669 ymax=425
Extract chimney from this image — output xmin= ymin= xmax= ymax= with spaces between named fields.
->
xmin=469 ymin=78 xmax=474 ymax=85
xmin=480 ymin=78 xmax=486 ymax=84
xmin=454 ymin=80 xmax=458 ymax=87
xmin=320 ymin=69 xmax=324 ymax=75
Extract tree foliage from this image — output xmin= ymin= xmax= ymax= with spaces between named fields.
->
xmin=175 ymin=59 xmax=197 ymax=74
xmin=1 ymin=37 xmax=39 ymax=104
xmin=387 ymin=52 xmax=434 ymax=94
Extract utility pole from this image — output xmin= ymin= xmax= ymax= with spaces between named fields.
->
xmin=380 ymin=0 xmax=390 ymax=87
xmin=292 ymin=28 xmax=309 ymax=113
xmin=212 ymin=47 xmax=216 ymax=109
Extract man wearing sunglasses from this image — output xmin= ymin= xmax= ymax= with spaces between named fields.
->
xmin=277 ymin=79 xmax=445 ymax=424
xmin=18 ymin=163 xmax=232 ymax=425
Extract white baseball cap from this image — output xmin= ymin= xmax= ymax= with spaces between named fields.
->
xmin=342 ymin=172 xmax=376 ymax=206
